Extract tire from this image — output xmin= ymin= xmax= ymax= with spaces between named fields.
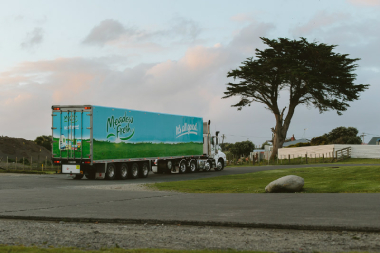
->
xmin=105 ymin=163 xmax=116 ymax=180
xmin=179 ymin=160 xmax=187 ymax=174
xmin=204 ymin=161 xmax=212 ymax=172
xmin=165 ymin=160 xmax=173 ymax=173
xmin=73 ymin=174 xmax=84 ymax=180
xmin=85 ymin=171 xmax=96 ymax=180
xmin=116 ymin=163 xmax=129 ymax=180
xmin=139 ymin=162 xmax=149 ymax=178
xmin=215 ymin=159 xmax=224 ymax=171
xmin=189 ymin=160 xmax=197 ymax=173
xmin=130 ymin=163 xmax=139 ymax=179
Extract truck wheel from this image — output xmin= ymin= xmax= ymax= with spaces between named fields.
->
xmin=189 ymin=160 xmax=197 ymax=173
xmin=129 ymin=163 xmax=139 ymax=179
xmin=85 ymin=171 xmax=96 ymax=180
xmin=215 ymin=159 xmax=224 ymax=171
xmin=139 ymin=162 xmax=149 ymax=178
xmin=204 ymin=161 xmax=212 ymax=172
xmin=73 ymin=174 xmax=84 ymax=179
xmin=117 ymin=163 xmax=129 ymax=180
xmin=179 ymin=160 xmax=187 ymax=173
xmin=105 ymin=163 xmax=116 ymax=180
xmin=165 ymin=160 xmax=173 ymax=173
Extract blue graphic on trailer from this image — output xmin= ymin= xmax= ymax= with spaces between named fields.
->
xmin=92 ymin=106 xmax=203 ymax=144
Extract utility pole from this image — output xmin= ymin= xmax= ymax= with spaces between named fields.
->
xmin=221 ymin=134 xmax=226 ymax=144
xmin=360 ymin=132 xmax=366 ymax=144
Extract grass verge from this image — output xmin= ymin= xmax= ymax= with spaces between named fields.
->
xmin=227 ymin=158 xmax=380 ymax=167
xmin=0 ymin=169 xmax=55 ymax=174
xmin=0 ymin=246 xmax=268 ymax=253
xmin=148 ymin=166 xmax=380 ymax=193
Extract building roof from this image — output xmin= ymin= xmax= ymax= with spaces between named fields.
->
xmin=282 ymin=138 xmax=310 ymax=147
xmin=368 ymin=137 xmax=380 ymax=145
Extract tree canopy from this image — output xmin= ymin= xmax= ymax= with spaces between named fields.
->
xmin=223 ymin=37 xmax=369 ymax=159
xmin=311 ymin=126 xmax=362 ymax=145
xmin=34 ymin=135 xmax=52 ymax=151
xmin=226 ymin=140 xmax=255 ymax=157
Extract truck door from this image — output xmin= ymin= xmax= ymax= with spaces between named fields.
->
xmin=52 ymin=107 xmax=91 ymax=160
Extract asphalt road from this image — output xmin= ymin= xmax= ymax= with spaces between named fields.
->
xmin=1 ymin=164 xmax=380 ymax=231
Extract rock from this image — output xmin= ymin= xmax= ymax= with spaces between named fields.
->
xmin=265 ymin=175 xmax=304 ymax=193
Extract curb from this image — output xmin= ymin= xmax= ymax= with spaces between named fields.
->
xmin=1 ymin=215 xmax=379 ymax=233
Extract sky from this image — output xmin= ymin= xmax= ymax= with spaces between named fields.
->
xmin=0 ymin=0 xmax=379 ymax=146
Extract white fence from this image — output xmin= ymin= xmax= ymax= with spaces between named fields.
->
xmin=278 ymin=144 xmax=380 ymax=159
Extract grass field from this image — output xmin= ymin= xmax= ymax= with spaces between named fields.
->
xmin=93 ymin=140 xmax=202 ymax=160
xmin=149 ymin=166 xmax=380 ymax=193
xmin=0 ymin=246 xmax=268 ymax=253
xmin=228 ymin=158 xmax=380 ymax=167
xmin=52 ymin=138 xmax=91 ymax=159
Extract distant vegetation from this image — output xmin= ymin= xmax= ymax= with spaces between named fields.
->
xmin=311 ymin=126 xmax=362 ymax=145
xmin=34 ymin=135 xmax=52 ymax=151
xmin=220 ymin=140 xmax=254 ymax=157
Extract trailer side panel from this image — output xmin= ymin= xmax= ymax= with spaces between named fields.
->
xmin=92 ymin=106 xmax=203 ymax=160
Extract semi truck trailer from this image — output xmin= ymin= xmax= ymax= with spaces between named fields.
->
xmin=51 ymin=105 xmax=227 ymax=180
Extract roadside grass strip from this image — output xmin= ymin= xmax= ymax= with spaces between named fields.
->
xmin=0 ymin=246 xmax=270 ymax=253
xmin=149 ymin=166 xmax=380 ymax=193
xmin=0 ymin=170 xmax=55 ymax=174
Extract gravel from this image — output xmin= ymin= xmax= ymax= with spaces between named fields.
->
xmin=1 ymin=219 xmax=380 ymax=252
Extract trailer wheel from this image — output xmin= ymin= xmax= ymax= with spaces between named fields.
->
xmin=139 ymin=162 xmax=149 ymax=178
xmin=189 ymin=160 xmax=197 ymax=173
xmin=204 ymin=161 xmax=212 ymax=172
xmin=117 ymin=163 xmax=129 ymax=180
xmin=85 ymin=171 xmax=96 ymax=180
xmin=165 ymin=160 xmax=173 ymax=173
xmin=73 ymin=174 xmax=84 ymax=180
xmin=215 ymin=159 xmax=224 ymax=171
xmin=130 ymin=163 xmax=139 ymax=179
xmin=105 ymin=163 xmax=116 ymax=180
xmin=179 ymin=160 xmax=187 ymax=173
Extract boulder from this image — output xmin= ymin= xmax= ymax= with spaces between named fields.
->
xmin=265 ymin=175 xmax=304 ymax=193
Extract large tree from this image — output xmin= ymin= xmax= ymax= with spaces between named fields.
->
xmin=223 ymin=37 xmax=369 ymax=159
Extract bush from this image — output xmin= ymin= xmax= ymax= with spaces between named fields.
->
xmin=286 ymin=142 xmax=311 ymax=148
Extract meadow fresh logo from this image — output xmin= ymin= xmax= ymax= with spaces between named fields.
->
xmin=106 ymin=112 xmax=135 ymax=141
xmin=63 ymin=115 xmax=78 ymax=123
xmin=176 ymin=123 xmax=198 ymax=138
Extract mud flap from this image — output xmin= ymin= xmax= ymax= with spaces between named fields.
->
xmin=171 ymin=165 xmax=179 ymax=174
xmin=95 ymin=172 xmax=105 ymax=179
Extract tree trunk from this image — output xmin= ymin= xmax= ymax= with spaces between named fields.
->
xmin=270 ymin=105 xmax=295 ymax=160
xmin=270 ymin=120 xmax=287 ymax=160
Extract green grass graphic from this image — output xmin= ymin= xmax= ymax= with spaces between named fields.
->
xmin=93 ymin=140 xmax=203 ymax=160
xmin=52 ymin=138 xmax=91 ymax=159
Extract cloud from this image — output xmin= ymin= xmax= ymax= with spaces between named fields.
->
xmin=230 ymin=13 xmax=254 ymax=23
xmin=291 ymin=11 xmax=351 ymax=35
xmin=82 ymin=17 xmax=201 ymax=49
xmin=20 ymin=27 xmax=44 ymax=49
xmin=3 ymin=16 xmax=377 ymax=145
xmin=1 ymin=20 xmax=274 ymax=140
xmin=347 ymin=0 xmax=380 ymax=6
xmin=82 ymin=19 xmax=138 ymax=46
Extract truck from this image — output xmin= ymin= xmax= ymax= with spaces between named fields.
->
xmin=51 ymin=105 xmax=227 ymax=180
